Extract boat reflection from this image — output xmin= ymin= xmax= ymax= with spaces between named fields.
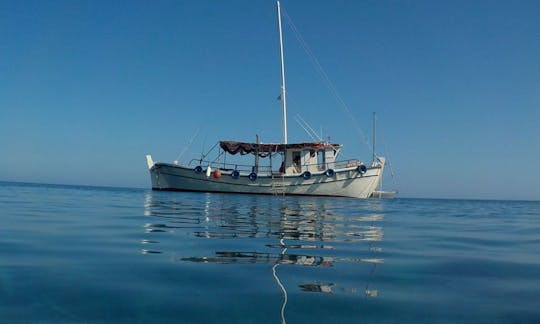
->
xmin=143 ymin=191 xmax=385 ymax=321
xmin=179 ymin=252 xmax=382 ymax=267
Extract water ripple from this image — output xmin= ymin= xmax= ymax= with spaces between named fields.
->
xmin=2 ymin=183 xmax=539 ymax=323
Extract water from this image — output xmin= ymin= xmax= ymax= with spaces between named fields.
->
xmin=1 ymin=182 xmax=539 ymax=323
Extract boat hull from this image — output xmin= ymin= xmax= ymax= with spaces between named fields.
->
xmin=148 ymin=162 xmax=384 ymax=198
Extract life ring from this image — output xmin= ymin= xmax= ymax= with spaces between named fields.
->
xmin=357 ymin=164 xmax=367 ymax=174
xmin=231 ymin=170 xmax=240 ymax=179
xmin=194 ymin=165 xmax=203 ymax=173
xmin=302 ymin=171 xmax=312 ymax=180
xmin=249 ymin=172 xmax=257 ymax=181
xmin=325 ymin=169 xmax=335 ymax=177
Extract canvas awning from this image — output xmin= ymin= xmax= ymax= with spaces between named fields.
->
xmin=219 ymin=141 xmax=341 ymax=156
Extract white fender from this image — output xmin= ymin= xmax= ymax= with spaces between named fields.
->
xmin=206 ymin=166 xmax=212 ymax=178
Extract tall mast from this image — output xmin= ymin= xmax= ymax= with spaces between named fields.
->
xmin=372 ymin=112 xmax=376 ymax=163
xmin=277 ymin=1 xmax=288 ymax=144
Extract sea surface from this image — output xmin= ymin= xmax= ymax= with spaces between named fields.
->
xmin=1 ymin=182 xmax=539 ymax=323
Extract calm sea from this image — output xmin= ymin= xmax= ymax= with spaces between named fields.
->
xmin=1 ymin=182 xmax=539 ymax=323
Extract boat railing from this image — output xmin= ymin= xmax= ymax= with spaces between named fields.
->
xmin=330 ymin=159 xmax=362 ymax=170
xmin=188 ymin=159 xmax=274 ymax=175
xmin=188 ymin=158 xmax=370 ymax=176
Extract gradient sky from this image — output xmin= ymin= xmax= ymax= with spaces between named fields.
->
xmin=1 ymin=0 xmax=539 ymax=200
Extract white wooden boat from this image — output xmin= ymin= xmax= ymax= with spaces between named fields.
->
xmin=147 ymin=143 xmax=385 ymax=198
xmin=146 ymin=1 xmax=390 ymax=198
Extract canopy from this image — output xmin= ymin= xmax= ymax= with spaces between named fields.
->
xmin=219 ymin=141 xmax=341 ymax=156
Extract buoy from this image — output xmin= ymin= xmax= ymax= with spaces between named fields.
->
xmin=194 ymin=166 xmax=203 ymax=173
xmin=325 ymin=169 xmax=335 ymax=177
xmin=206 ymin=166 xmax=212 ymax=178
xmin=249 ymin=172 xmax=257 ymax=181
xmin=231 ymin=170 xmax=240 ymax=179
xmin=213 ymin=169 xmax=221 ymax=179
xmin=302 ymin=171 xmax=312 ymax=180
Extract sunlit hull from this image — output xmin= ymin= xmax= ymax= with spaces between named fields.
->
xmin=148 ymin=160 xmax=385 ymax=198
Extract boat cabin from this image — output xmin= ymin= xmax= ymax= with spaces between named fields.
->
xmin=219 ymin=141 xmax=342 ymax=176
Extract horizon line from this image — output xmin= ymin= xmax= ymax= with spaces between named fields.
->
xmin=1 ymin=180 xmax=538 ymax=203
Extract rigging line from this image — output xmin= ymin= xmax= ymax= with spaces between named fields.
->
xmin=175 ymin=127 xmax=201 ymax=163
xmin=201 ymin=142 xmax=220 ymax=162
xmin=294 ymin=115 xmax=318 ymax=142
xmin=285 ymin=94 xmax=322 ymax=142
xmin=287 ymin=93 xmax=325 ymax=143
xmin=200 ymin=133 xmax=208 ymax=162
xmin=282 ymin=8 xmax=372 ymax=152
xmin=382 ymin=137 xmax=398 ymax=190
xmin=211 ymin=149 xmax=227 ymax=164
xmin=296 ymin=114 xmax=323 ymax=142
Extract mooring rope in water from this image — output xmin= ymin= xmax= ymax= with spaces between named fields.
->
xmin=272 ymin=238 xmax=288 ymax=324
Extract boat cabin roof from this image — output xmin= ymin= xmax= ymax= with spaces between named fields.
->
xmin=219 ymin=141 xmax=341 ymax=156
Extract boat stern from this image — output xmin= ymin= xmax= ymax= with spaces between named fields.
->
xmin=146 ymin=155 xmax=155 ymax=169
xmin=146 ymin=155 xmax=162 ymax=189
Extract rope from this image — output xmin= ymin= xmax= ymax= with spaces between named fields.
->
xmin=272 ymin=238 xmax=288 ymax=324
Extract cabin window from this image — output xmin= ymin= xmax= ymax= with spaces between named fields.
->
xmin=292 ymin=151 xmax=301 ymax=173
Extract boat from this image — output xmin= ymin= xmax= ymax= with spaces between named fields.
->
xmin=146 ymin=1 xmax=390 ymax=198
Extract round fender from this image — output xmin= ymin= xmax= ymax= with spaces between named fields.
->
xmin=194 ymin=166 xmax=203 ymax=173
xmin=302 ymin=171 xmax=312 ymax=180
xmin=231 ymin=170 xmax=240 ymax=179
xmin=357 ymin=164 xmax=367 ymax=174
xmin=325 ymin=169 xmax=335 ymax=177
xmin=248 ymin=172 xmax=257 ymax=181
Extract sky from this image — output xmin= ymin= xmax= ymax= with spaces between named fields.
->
xmin=1 ymin=0 xmax=539 ymax=200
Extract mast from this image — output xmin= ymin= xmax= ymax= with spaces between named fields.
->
xmin=372 ymin=112 xmax=376 ymax=163
xmin=255 ymin=134 xmax=260 ymax=173
xmin=277 ymin=1 xmax=288 ymax=144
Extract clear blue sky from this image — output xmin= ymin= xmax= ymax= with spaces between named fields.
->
xmin=1 ymin=0 xmax=539 ymax=200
